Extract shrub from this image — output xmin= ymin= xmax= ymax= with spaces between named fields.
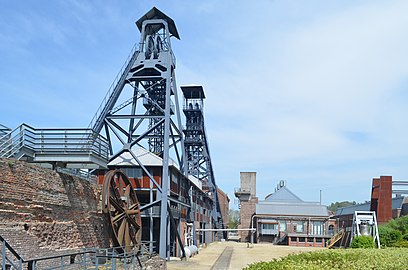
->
xmin=243 ymin=249 xmax=408 ymax=270
xmin=378 ymin=226 xmax=402 ymax=247
xmin=387 ymin=216 xmax=408 ymax=235
xmin=403 ymin=233 xmax=408 ymax=241
xmin=350 ymin=235 xmax=374 ymax=248
xmin=394 ymin=240 xmax=408 ymax=248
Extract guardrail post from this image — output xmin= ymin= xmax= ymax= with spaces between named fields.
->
xmin=1 ymin=240 xmax=6 ymax=270
xmin=83 ymin=252 xmax=87 ymax=270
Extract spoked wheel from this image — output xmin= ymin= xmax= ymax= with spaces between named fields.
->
xmin=101 ymin=169 xmax=142 ymax=253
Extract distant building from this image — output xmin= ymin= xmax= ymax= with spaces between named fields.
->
xmin=217 ymin=188 xmax=230 ymax=239
xmin=235 ymin=173 xmax=332 ymax=247
xmin=335 ymin=196 xmax=408 ymax=228
xmin=335 ymin=176 xmax=408 ymax=229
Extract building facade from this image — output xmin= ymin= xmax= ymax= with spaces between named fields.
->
xmin=97 ymin=147 xmax=228 ymax=256
xmin=235 ymin=173 xmax=332 ymax=247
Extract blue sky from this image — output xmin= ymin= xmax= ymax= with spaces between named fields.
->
xmin=1 ymin=1 xmax=408 ymax=208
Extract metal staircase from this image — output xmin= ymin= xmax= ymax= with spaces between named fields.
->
xmin=326 ymin=229 xmax=345 ymax=248
xmin=88 ymin=44 xmax=140 ymax=135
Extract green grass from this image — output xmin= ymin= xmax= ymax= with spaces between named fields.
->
xmin=243 ymin=248 xmax=408 ymax=270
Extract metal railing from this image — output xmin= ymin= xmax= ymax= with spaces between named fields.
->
xmin=56 ymin=168 xmax=98 ymax=183
xmin=1 ymin=235 xmax=146 ymax=270
xmin=0 ymin=124 xmax=109 ymax=161
xmin=87 ymin=43 xmax=139 ymax=133
xmin=234 ymin=188 xmax=251 ymax=194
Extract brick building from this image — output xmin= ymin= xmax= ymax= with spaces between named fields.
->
xmin=235 ymin=172 xmax=332 ymax=247
xmin=335 ymin=176 xmax=408 ymax=229
xmin=217 ymin=187 xmax=230 ymax=239
xmin=97 ymin=147 xmax=228 ymax=255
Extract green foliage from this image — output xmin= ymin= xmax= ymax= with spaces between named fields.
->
xmin=403 ymin=233 xmax=408 ymax=241
xmin=327 ymin=201 xmax=356 ymax=213
xmin=386 ymin=215 xmax=408 ymax=235
xmin=394 ymin=240 xmax=408 ymax=248
xmin=243 ymin=249 xmax=408 ymax=270
xmin=228 ymin=209 xmax=240 ymax=229
xmin=378 ymin=226 xmax=402 ymax=247
xmin=350 ymin=236 xmax=374 ymax=248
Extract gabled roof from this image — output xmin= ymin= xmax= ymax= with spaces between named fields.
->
xmin=264 ymin=186 xmax=304 ymax=203
xmin=136 ymin=7 xmax=180 ymax=40
xmin=108 ymin=147 xmax=178 ymax=168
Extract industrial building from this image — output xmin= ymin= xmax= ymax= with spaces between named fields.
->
xmin=235 ymin=172 xmax=332 ymax=247
xmin=335 ymin=176 xmax=408 ymax=229
xmin=0 ymin=7 xmax=229 ymax=267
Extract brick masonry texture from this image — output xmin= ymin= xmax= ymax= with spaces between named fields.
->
xmin=238 ymin=197 xmax=258 ymax=242
xmin=0 ymin=158 xmax=110 ymax=260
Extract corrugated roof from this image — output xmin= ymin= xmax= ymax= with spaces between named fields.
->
xmin=256 ymin=201 xmax=329 ymax=217
xmin=335 ymin=196 xmax=406 ymax=216
xmin=264 ymin=186 xmax=304 ymax=203
xmin=108 ymin=147 xmax=178 ymax=168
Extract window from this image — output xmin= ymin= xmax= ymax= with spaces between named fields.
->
xmin=279 ymin=221 xmax=286 ymax=232
xmin=262 ymin=224 xmax=278 ymax=230
xmin=123 ymin=167 xmax=142 ymax=179
xmin=299 ymin=237 xmax=305 ymax=242
xmin=293 ymin=221 xmax=304 ymax=233
xmin=312 ymin=221 xmax=323 ymax=235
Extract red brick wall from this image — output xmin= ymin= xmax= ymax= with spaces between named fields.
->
xmin=217 ymin=188 xmax=230 ymax=229
xmin=238 ymin=197 xmax=258 ymax=242
xmin=370 ymin=176 xmax=392 ymax=224
xmin=0 ymin=158 xmax=110 ymax=259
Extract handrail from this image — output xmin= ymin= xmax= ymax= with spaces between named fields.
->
xmin=88 ymin=43 xmax=139 ymax=133
xmin=0 ymin=123 xmax=109 ymax=160
xmin=0 ymin=235 xmax=23 ymax=261
xmin=326 ymin=229 xmax=345 ymax=248
xmin=1 ymin=235 xmax=144 ymax=270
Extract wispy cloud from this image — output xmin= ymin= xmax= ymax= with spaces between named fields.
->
xmin=1 ymin=1 xmax=408 ymax=205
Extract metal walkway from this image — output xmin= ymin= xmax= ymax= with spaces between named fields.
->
xmin=0 ymin=123 xmax=109 ymax=169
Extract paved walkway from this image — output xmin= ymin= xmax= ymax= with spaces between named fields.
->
xmin=167 ymin=241 xmax=321 ymax=270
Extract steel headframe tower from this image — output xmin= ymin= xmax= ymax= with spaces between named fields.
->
xmin=181 ymin=86 xmax=224 ymax=239
xmin=89 ymin=7 xmax=186 ymax=259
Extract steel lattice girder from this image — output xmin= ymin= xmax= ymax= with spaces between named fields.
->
xmin=89 ymin=8 xmax=188 ymax=260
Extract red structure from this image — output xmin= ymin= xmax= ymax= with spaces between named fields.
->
xmin=370 ymin=176 xmax=393 ymax=224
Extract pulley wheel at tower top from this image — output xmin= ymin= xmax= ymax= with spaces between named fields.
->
xmin=101 ymin=169 xmax=142 ymax=253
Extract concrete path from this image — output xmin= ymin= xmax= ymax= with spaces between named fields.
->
xmin=167 ymin=241 xmax=321 ymax=270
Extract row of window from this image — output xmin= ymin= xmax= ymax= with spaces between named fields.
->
xmin=290 ymin=237 xmax=323 ymax=243
xmin=261 ymin=220 xmax=324 ymax=235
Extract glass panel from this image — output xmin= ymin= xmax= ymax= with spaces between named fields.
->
xmin=279 ymin=221 xmax=286 ymax=231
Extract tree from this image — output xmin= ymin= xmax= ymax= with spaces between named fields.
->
xmin=229 ymin=209 xmax=240 ymax=229
xmin=328 ymin=201 xmax=357 ymax=213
